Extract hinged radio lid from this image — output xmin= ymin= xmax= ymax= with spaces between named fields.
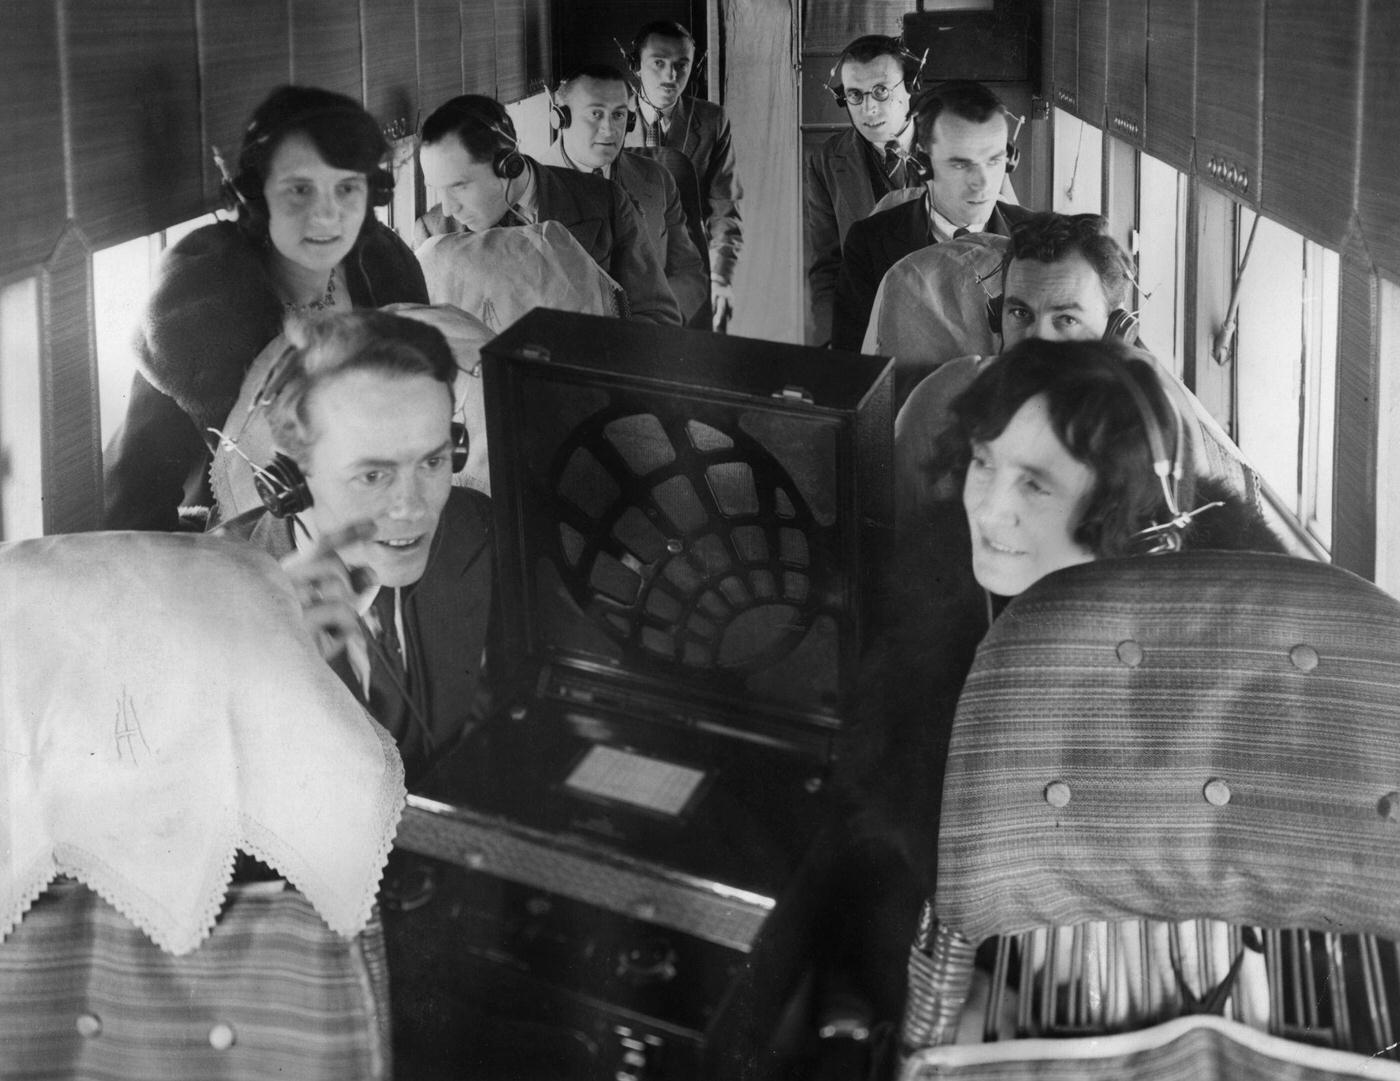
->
xmin=482 ymin=311 xmax=892 ymax=737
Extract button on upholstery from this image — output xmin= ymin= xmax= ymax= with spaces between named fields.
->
xmin=1116 ymin=640 xmax=1144 ymax=667
xmin=208 ymin=1022 xmax=236 ymax=1050
xmin=75 ymin=1013 xmax=102 ymax=1038
xmin=1289 ymin=644 xmax=1319 ymax=672
xmin=1045 ymin=781 xmax=1072 ymax=808
xmin=1203 ymin=778 xmax=1232 ymax=806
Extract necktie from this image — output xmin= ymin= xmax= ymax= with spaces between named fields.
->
xmin=953 ymin=227 xmax=970 ymax=239
xmin=642 ymin=115 xmax=661 ymax=149
xmin=883 ymin=141 xmax=903 ymax=178
xmin=592 ymin=167 xmax=604 ymax=177
xmin=372 ymin=588 xmax=406 ymax=688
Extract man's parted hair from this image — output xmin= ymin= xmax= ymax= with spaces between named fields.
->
xmin=419 ymin=94 xmax=516 ymax=163
xmin=912 ymin=80 xmax=1006 ymax=151
xmin=837 ymin=34 xmax=913 ymax=79
xmin=557 ymin=63 xmax=631 ymax=102
xmin=267 ymin=310 xmax=457 ymax=466
xmin=1006 ymin=212 xmax=1134 ymax=310
xmin=633 ymin=19 xmax=696 ymax=55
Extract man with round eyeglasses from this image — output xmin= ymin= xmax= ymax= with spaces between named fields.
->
xmin=805 ymin=34 xmax=925 ymax=346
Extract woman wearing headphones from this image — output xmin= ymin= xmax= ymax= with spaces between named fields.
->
xmin=951 ymin=339 xmax=1282 ymax=597
xmin=103 ymin=85 xmax=427 ymax=532
xmin=809 ymin=339 xmax=1284 ymax=1066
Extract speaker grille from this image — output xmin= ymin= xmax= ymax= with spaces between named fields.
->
xmin=550 ymin=408 xmax=834 ymax=674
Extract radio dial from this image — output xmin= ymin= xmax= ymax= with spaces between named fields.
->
xmin=617 ymin=937 xmax=678 ymax=985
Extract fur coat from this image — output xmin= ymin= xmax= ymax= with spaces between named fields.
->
xmin=103 ymin=220 xmax=426 ymax=531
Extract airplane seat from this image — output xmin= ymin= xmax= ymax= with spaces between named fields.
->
xmin=897 ymin=549 xmax=1400 ymax=1079
xmin=0 ymin=531 xmax=404 ymax=1080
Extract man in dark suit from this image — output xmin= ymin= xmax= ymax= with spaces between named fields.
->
xmin=221 ymin=310 xmax=493 ymax=789
xmin=542 ymin=64 xmax=709 ymax=326
xmin=805 ymin=34 xmax=924 ymax=347
xmin=622 ymin=19 xmax=742 ymax=331
xmin=415 ymin=94 xmax=681 ymax=326
xmin=832 ymin=80 xmax=1032 ymax=352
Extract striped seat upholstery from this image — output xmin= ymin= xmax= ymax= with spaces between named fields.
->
xmin=900 ymin=551 xmax=1400 ymax=1075
xmin=905 ymin=1015 xmax=1400 ymax=1081
xmin=0 ymin=877 xmax=389 ymax=1081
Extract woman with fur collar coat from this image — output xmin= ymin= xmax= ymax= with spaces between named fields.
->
xmin=103 ymin=86 xmax=427 ymax=532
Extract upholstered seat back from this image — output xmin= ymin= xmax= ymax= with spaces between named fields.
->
xmin=933 ymin=551 xmax=1400 ymax=945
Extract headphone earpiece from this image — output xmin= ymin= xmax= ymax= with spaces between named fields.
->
xmin=483 ymin=118 xmax=525 ymax=180
xmin=986 ymin=294 xmax=1003 ymax=335
xmin=1005 ymin=142 xmax=1020 ymax=175
xmin=1104 ymin=308 xmax=1140 ymax=344
xmin=449 ymin=420 xmax=469 ymax=473
xmin=550 ymin=100 xmax=572 ymax=130
xmin=494 ymin=146 xmax=525 ymax=180
xmin=256 ymin=452 xmax=313 ymax=519
xmin=1111 ymin=362 xmax=1202 ymax=555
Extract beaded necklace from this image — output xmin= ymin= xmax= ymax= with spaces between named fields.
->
xmin=283 ymin=268 xmax=338 ymax=315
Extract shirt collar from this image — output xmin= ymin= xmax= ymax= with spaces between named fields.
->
xmin=509 ymin=159 xmax=540 ymax=224
xmin=557 ymin=140 xmax=612 ymax=179
xmin=927 ymin=191 xmax=988 ymax=243
xmin=638 ymin=99 xmax=674 ymax=128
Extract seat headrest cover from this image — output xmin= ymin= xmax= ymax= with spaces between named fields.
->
xmin=934 ymin=551 xmax=1400 ymax=944
xmin=0 ymin=531 xmax=405 ymax=954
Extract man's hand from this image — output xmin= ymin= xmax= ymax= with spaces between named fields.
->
xmin=281 ymin=521 xmax=377 ymax=660
xmin=711 ymin=281 xmax=734 ymax=333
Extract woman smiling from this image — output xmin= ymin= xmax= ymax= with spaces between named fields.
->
xmin=946 ymin=339 xmax=1282 ymax=598
xmin=103 ymin=86 xmax=427 ymax=532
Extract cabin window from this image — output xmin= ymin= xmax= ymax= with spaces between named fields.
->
xmin=1051 ymin=109 xmax=1103 ymax=215
xmin=1231 ymin=210 xmax=1338 ymax=552
xmin=1376 ymin=277 xmax=1400 ymax=595
xmin=1136 ymin=153 xmax=1189 ymax=378
xmin=94 ymin=234 xmax=160 ymax=449
xmin=379 ymin=136 xmax=419 ymax=247
xmin=0 ymin=277 xmax=44 ymax=540
xmin=93 ymin=216 xmax=214 ymax=450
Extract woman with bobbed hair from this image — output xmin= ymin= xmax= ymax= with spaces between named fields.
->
xmin=104 ymin=85 xmax=428 ymax=532
xmin=808 ymin=339 xmax=1285 ymax=1054
xmin=948 ymin=338 xmax=1282 ymax=597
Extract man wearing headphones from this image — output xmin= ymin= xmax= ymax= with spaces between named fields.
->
xmin=415 ymin=94 xmax=681 ymax=326
xmin=805 ymin=35 xmax=924 ymax=347
xmin=540 ymin=64 xmax=709 ymax=326
xmin=622 ymin=19 xmax=742 ymax=332
xmin=893 ymin=213 xmax=1144 ymax=525
xmin=222 ymin=310 xmax=494 ymax=788
xmin=832 ymin=80 xmax=1032 ymax=352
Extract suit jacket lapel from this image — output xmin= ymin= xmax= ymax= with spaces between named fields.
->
xmin=667 ymin=97 xmax=698 ymax=157
xmin=535 ymin=163 xmax=606 ymax=258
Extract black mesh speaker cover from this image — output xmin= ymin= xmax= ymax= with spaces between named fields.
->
xmin=483 ymin=312 xmax=892 ymax=731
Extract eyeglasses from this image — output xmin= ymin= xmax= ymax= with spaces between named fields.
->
xmin=838 ymin=84 xmax=896 ymax=107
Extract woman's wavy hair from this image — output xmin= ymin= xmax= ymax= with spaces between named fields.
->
xmin=939 ymin=338 xmax=1196 ymax=558
xmin=227 ymin=85 xmax=393 ymax=244
xmin=266 ymin=310 xmax=456 ymax=467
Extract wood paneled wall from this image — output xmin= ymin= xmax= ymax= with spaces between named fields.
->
xmin=2 ymin=0 xmax=553 ymax=534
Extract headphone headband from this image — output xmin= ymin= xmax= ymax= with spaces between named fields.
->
xmin=225 ymin=101 xmax=395 ymax=216
xmin=549 ymin=81 xmax=638 ymax=135
xmin=1108 ymin=359 xmax=1226 ymax=554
